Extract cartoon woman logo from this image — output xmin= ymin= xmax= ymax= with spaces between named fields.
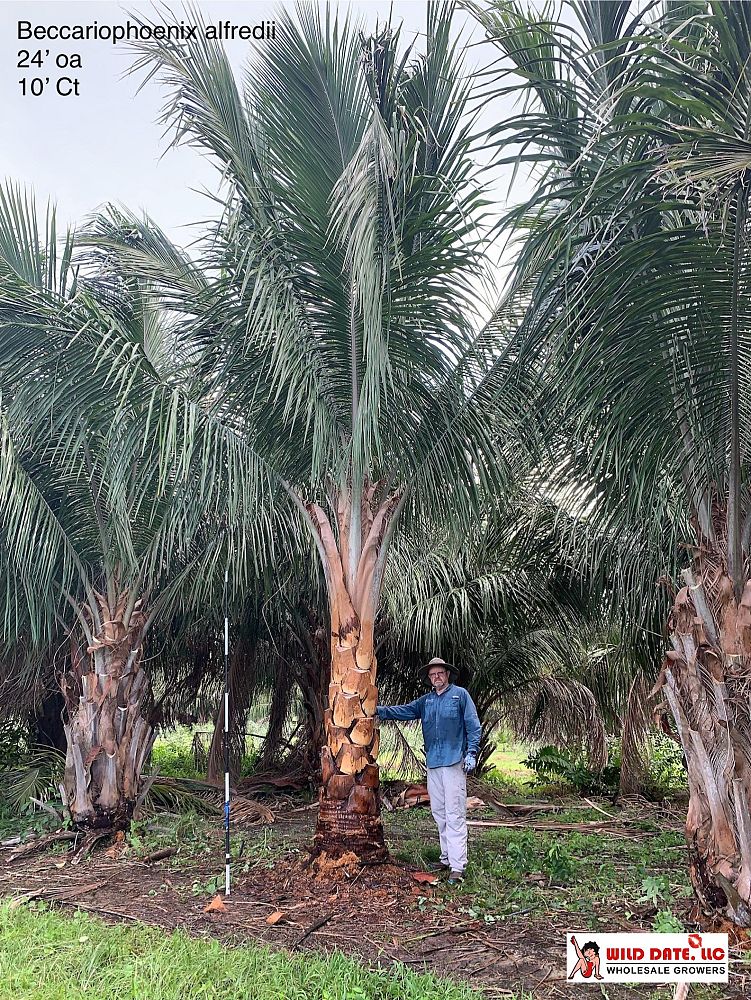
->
xmin=569 ymin=936 xmax=604 ymax=981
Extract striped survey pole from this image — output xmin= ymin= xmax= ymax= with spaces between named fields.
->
xmin=223 ymin=565 xmax=231 ymax=895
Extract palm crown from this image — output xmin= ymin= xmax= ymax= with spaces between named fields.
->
xmin=115 ymin=4 xmax=502 ymax=514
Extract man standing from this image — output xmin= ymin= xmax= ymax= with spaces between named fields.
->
xmin=376 ymin=657 xmax=482 ymax=883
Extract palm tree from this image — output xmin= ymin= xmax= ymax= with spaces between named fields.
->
xmin=106 ymin=3 xmax=519 ymax=859
xmin=473 ymin=0 xmax=751 ymax=923
xmin=0 ymin=185 xmax=268 ymax=833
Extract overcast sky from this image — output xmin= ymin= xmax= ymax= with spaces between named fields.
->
xmin=0 ymin=1 xmax=522 ymax=296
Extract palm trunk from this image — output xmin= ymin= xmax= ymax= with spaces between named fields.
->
xmin=654 ymin=515 xmax=751 ymax=925
xmin=305 ymin=482 xmax=402 ymax=861
xmin=59 ymin=592 xmax=154 ymax=831
xmin=258 ymin=656 xmax=293 ymax=770
xmin=314 ymin=606 xmax=386 ymax=859
xmin=286 ymin=658 xmax=329 ymax=776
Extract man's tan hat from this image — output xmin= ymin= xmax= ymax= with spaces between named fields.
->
xmin=422 ymin=656 xmax=458 ymax=681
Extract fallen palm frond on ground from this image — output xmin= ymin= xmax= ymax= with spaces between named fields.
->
xmin=0 ymin=774 xmax=274 ymax=864
xmin=235 ymin=769 xmax=311 ymax=797
xmin=466 ymin=818 xmax=645 ymax=840
xmin=0 ymin=746 xmax=280 ymax=828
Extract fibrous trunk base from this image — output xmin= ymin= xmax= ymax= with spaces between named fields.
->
xmin=655 ymin=508 xmax=751 ymax=926
xmin=60 ymin=594 xmax=153 ymax=833
xmin=312 ymin=795 xmax=388 ymax=862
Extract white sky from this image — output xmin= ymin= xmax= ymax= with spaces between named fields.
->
xmin=1 ymin=2 xmax=664 ymax=550
xmin=0 ymin=1 xmax=526 ymax=299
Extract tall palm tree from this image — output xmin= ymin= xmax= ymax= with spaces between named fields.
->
xmin=473 ymin=0 xmax=751 ymax=923
xmin=105 ymin=3 xmax=520 ymax=858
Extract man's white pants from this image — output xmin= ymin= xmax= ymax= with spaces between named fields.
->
xmin=426 ymin=761 xmax=467 ymax=872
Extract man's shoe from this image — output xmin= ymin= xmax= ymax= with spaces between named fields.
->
xmin=430 ymin=861 xmax=451 ymax=872
xmin=447 ymin=870 xmax=464 ymax=884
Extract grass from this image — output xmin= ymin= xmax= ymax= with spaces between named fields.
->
xmin=0 ymin=900 xmax=728 ymax=1000
xmin=0 ymin=901 xmax=488 ymax=1000
xmin=0 ymin=737 xmax=727 ymax=1000
xmin=485 ymin=742 xmax=536 ymax=784
xmin=380 ymin=803 xmax=743 ymax=997
xmin=481 ymin=741 xmax=571 ymax=799
xmin=126 ymin=811 xmax=215 ymax=861
xmin=465 ymin=825 xmax=690 ymax=922
xmin=106 ymin=811 xmax=300 ymax=881
xmin=150 ymin=727 xmax=205 ymax=780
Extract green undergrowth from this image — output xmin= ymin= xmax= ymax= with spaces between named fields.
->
xmin=0 ymin=802 xmax=58 ymax=842
xmin=0 ymin=901 xmax=486 ymax=1000
xmin=487 ymin=736 xmax=687 ymax=800
xmin=126 ymin=811 xmax=215 ymax=860
xmin=150 ymin=726 xmax=259 ymax=781
xmin=150 ymin=728 xmax=204 ymax=780
xmin=485 ymin=742 xmax=537 ymax=784
xmin=127 ymin=812 xmax=300 ymax=873
xmin=2 ymin=898 xmax=727 ymax=1000
xmin=386 ymin=803 xmax=690 ymax=929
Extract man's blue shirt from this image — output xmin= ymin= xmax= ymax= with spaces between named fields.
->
xmin=376 ymin=684 xmax=482 ymax=768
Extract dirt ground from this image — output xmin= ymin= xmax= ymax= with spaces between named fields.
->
xmin=1 ymin=801 xmax=748 ymax=1000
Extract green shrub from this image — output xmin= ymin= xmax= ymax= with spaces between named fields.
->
xmin=521 ymin=734 xmax=686 ymax=799
xmin=543 ymin=842 xmax=578 ymax=884
xmin=504 ymin=832 xmax=537 ymax=873
xmin=639 ymin=874 xmax=671 ymax=906
xmin=522 ymin=745 xmax=620 ymax=795
xmin=0 ymin=718 xmax=31 ymax=770
xmin=653 ymin=909 xmax=685 ymax=933
xmin=647 ymin=735 xmax=687 ymax=793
